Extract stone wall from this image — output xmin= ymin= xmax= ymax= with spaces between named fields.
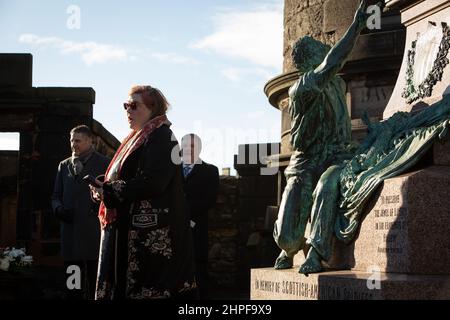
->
xmin=284 ymin=0 xmax=332 ymax=72
xmin=208 ymin=176 xmax=240 ymax=289
xmin=208 ymin=171 xmax=279 ymax=295
xmin=207 ymin=144 xmax=280 ymax=296
xmin=0 ymin=151 xmax=18 ymax=247
xmin=0 ymin=53 xmax=120 ymax=265
xmin=92 ymin=119 xmax=120 ymax=159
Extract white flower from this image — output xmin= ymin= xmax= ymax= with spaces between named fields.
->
xmin=0 ymin=258 xmax=10 ymax=271
xmin=7 ymin=247 xmax=26 ymax=259
xmin=22 ymin=256 xmax=33 ymax=264
xmin=0 ymin=247 xmax=33 ymax=271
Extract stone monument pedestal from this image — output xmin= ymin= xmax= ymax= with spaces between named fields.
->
xmin=251 ymin=269 xmax=450 ymax=300
xmin=251 ymin=151 xmax=450 ymax=299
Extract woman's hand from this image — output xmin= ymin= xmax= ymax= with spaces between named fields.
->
xmin=90 ymin=185 xmax=104 ymax=202
xmin=90 ymin=175 xmax=105 ymax=202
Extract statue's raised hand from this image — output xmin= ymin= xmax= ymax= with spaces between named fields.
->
xmin=353 ymin=0 xmax=369 ymax=30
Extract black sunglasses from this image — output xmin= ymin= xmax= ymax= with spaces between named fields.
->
xmin=123 ymin=101 xmax=138 ymax=110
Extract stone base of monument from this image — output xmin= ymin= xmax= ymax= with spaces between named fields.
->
xmin=293 ymin=165 xmax=450 ymax=274
xmin=251 ymin=165 xmax=450 ymax=299
xmin=251 ymin=268 xmax=450 ymax=300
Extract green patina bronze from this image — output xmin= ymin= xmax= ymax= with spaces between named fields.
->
xmin=273 ymin=0 xmax=450 ymax=275
xmin=301 ymin=97 xmax=450 ymax=274
xmin=273 ymin=0 xmax=367 ymax=271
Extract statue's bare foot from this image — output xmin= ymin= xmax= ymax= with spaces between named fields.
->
xmin=299 ymin=248 xmax=322 ymax=275
xmin=274 ymin=251 xmax=293 ymax=269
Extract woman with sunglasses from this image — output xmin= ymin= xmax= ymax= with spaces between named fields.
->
xmin=91 ymin=85 xmax=197 ymax=299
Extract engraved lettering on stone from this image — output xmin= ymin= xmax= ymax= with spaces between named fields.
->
xmin=372 ymin=194 xmax=406 ymax=255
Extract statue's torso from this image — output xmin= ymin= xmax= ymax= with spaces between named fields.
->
xmin=289 ymin=72 xmax=351 ymax=159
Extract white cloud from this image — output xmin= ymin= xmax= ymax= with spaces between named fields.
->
xmin=221 ymin=67 xmax=272 ymax=82
xmin=19 ymin=33 xmax=128 ymax=66
xmin=150 ymin=52 xmax=200 ymax=65
xmin=19 ymin=33 xmax=199 ymax=67
xmin=191 ymin=2 xmax=283 ymax=70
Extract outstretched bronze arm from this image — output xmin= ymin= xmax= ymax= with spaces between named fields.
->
xmin=314 ymin=0 xmax=371 ymax=84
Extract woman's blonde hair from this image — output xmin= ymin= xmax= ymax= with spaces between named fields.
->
xmin=129 ymin=85 xmax=170 ymax=117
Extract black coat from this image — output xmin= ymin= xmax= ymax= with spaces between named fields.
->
xmin=183 ymin=162 xmax=219 ymax=262
xmin=51 ymin=151 xmax=110 ymax=261
xmin=96 ymin=124 xmax=196 ymax=299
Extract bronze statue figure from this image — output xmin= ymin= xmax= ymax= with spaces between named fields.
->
xmin=273 ymin=0 xmax=369 ymax=272
xmin=274 ymin=0 xmax=450 ymax=275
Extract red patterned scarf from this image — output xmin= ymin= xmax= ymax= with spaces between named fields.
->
xmin=98 ymin=115 xmax=170 ymax=229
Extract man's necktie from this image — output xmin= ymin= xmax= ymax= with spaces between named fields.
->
xmin=183 ymin=165 xmax=193 ymax=178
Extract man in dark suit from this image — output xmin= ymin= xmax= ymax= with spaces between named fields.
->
xmin=181 ymin=133 xmax=219 ymax=299
xmin=51 ymin=125 xmax=110 ymax=299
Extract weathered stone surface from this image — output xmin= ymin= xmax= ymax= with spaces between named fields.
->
xmin=293 ymin=166 xmax=450 ymax=274
xmin=92 ymin=119 xmax=120 ymax=156
xmin=238 ymin=176 xmax=277 ymax=197
xmin=38 ymin=115 xmax=91 ymax=134
xmin=347 ymin=30 xmax=406 ymax=62
xmin=45 ymin=102 xmax=93 ymax=117
xmin=323 ymin=0 xmax=359 ymax=38
xmin=264 ymin=206 xmax=279 ymax=231
xmin=0 ymin=194 xmax=17 ymax=246
xmin=209 ymin=176 xmax=241 ymax=289
xmin=0 ymin=112 xmax=36 ymax=131
xmin=35 ymin=87 xmax=96 ymax=103
xmin=0 ymin=151 xmax=19 ymax=177
xmin=352 ymin=166 xmax=450 ymax=274
xmin=433 ymin=134 xmax=450 ymax=166
xmin=0 ymin=54 xmax=32 ymax=88
xmin=346 ymin=80 xmax=394 ymax=119
xmin=284 ymin=0 xmax=328 ymax=73
xmin=246 ymin=229 xmax=280 ymax=267
xmin=239 ymin=197 xmax=277 ymax=220
xmin=0 ymin=151 xmax=19 ymax=246
xmin=251 ymin=268 xmax=450 ymax=300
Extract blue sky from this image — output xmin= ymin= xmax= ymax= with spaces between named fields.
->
xmin=0 ymin=0 xmax=283 ymax=172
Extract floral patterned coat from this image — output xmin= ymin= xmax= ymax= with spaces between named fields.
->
xmin=95 ymin=124 xmax=196 ymax=299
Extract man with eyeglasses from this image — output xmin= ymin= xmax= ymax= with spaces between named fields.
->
xmin=51 ymin=125 xmax=110 ymax=299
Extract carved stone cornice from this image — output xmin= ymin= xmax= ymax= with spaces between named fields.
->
xmin=264 ymin=71 xmax=299 ymax=110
